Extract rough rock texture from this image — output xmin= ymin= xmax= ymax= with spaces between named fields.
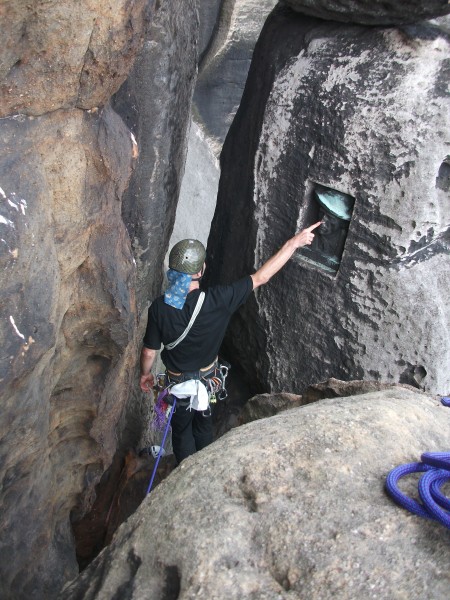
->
xmin=62 ymin=388 xmax=450 ymax=599
xmin=112 ymin=0 xmax=199 ymax=313
xmin=195 ymin=0 xmax=279 ymax=149
xmin=172 ymin=1 xmax=278 ymax=267
xmin=0 ymin=0 xmax=149 ymax=116
xmin=301 ymin=377 xmax=421 ymax=404
xmin=169 ymin=121 xmax=219 ymax=251
xmin=73 ymin=450 xmax=176 ymax=570
xmin=282 ymin=0 xmax=450 ymax=25
xmin=0 ymin=105 xmax=137 ymax=599
xmin=197 ymin=0 xmax=223 ymax=62
xmin=238 ymin=391 xmax=303 ymax=424
xmin=207 ymin=6 xmax=450 ymax=396
xmin=0 ymin=0 xmax=199 ymax=598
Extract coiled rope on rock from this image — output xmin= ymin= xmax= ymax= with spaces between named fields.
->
xmin=385 ymin=396 xmax=450 ymax=529
xmin=385 ymin=451 xmax=450 ymax=529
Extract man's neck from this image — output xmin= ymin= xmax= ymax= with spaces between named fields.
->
xmin=188 ymin=281 xmax=200 ymax=293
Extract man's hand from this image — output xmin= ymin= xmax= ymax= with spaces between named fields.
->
xmin=292 ymin=221 xmax=322 ymax=249
xmin=251 ymin=221 xmax=323 ymax=289
xmin=140 ymin=373 xmax=155 ymax=393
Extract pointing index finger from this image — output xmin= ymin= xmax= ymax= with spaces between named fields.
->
xmin=306 ymin=221 xmax=322 ymax=231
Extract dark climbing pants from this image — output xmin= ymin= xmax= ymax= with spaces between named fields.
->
xmin=171 ymin=404 xmax=213 ymax=464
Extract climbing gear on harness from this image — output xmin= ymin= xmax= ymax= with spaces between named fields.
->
xmin=165 ymin=292 xmax=205 ymax=350
xmin=146 ymin=399 xmax=177 ymax=496
xmin=139 ymin=445 xmax=166 ymax=459
xmin=166 ymin=359 xmax=230 ymax=407
xmin=169 ymin=239 xmax=206 ymax=274
xmin=143 ymin=360 xmax=233 ymax=494
xmin=385 ymin=451 xmax=450 ymax=529
xmin=150 ymin=384 xmax=172 ymax=431
xmin=218 ymin=363 xmax=229 ymax=400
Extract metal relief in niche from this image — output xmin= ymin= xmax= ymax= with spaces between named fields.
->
xmin=298 ymin=184 xmax=355 ymax=275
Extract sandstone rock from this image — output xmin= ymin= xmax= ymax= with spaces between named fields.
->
xmin=195 ymin=0 xmax=278 ymax=148
xmin=73 ymin=450 xmax=176 ymax=569
xmin=169 ymin=121 xmax=219 ymax=253
xmin=62 ymin=388 xmax=450 ymax=599
xmin=197 ymin=0 xmax=223 ymax=62
xmin=172 ymin=1 xmax=278 ymax=294
xmin=207 ymin=6 xmax=450 ymax=396
xmin=0 ymin=0 xmax=149 ymax=117
xmin=282 ymin=0 xmax=450 ymax=25
xmin=112 ymin=0 xmax=199 ymax=314
xmin=238 ymin=391 xmax=303 ymax=424
xmin=301 ymin=377 xmax=419 ymax=404
xmin=0 ymin=1 xmax=200 ymax=598
xmin=0 ymin=105 xmax=137 ymax=599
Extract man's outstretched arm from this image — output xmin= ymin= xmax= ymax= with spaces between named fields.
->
xmin=251 ymin=222 xmax=321 ymax=289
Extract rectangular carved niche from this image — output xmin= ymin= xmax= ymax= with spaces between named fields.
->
xmin=297 ymin=183 xmax=355 ymax=275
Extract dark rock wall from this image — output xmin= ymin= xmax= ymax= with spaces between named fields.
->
xmin=207 ymin=6 xmax=450 ymax=395
xmin=0 ymin=1 xmax=199 ymax=598
xmin=282 ymin=0 xmax=450 ymax=25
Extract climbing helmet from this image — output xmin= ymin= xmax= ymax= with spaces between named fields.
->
xmin=169 ymin=239 xmax=206 ymax=274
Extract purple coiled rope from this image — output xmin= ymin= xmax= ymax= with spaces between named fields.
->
xmin=385 ymin=452 xmax=450 ymax=529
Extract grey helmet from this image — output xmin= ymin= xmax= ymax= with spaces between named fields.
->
xmin=169 ymin=239 xmax=206 ymax=274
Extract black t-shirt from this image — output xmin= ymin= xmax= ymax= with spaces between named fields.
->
xmin=143 ymin=276 xmax=253 ymax=372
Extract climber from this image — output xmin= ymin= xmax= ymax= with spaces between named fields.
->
xmin=140 ymin=221 xmax=321 ymax=464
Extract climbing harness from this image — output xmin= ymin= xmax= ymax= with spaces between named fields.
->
xmin=385 ymin=398 xmax=450 ymax=529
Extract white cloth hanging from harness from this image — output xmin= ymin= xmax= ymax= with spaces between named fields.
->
xmin=170 ymin=379 xmax=209 ymax=411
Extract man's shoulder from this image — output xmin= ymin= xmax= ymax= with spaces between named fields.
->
xmin=207 ymin=275 xmax=252 ymax=291
xmin=149 ymin=294 xmax=167 ymax=315
xmin=205 ymin=276 xmax=253 ymax=304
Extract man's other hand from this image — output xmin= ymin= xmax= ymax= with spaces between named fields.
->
xmin=140 ymin=373 xmax=155 ymax=393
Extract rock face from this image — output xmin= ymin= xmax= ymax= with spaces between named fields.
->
xmin=170 ymin=121 xmax=220 ymax=250
xmin=113 ymin=0 xmax=199 ymax=313
xmin=282 ymin=0 xmax=450 ymax=25
xmin=172 ymin=0 xmax=278 ymax=260
xmin=207 ymin=6 xmax=450 ymax=396
xmin=238 ymin=391 xmax=303 ymax=424
xmin=0 ymin=100 xmax=138 ymax=600
xmin=194 ymin=0 xmax=279 ymax=148
xmin=0 ymin=0 xmax=149 ymax=116
xmin=62 ymin=388 xmax=450 ymax=599
xmin=0 ymin=1 xmax=199 ymax=598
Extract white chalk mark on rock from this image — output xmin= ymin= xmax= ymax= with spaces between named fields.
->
xmin=9 ymin=316 xmax=25 ymax=340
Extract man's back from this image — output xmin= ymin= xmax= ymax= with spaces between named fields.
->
xmin=143 ymin=276 xmax=253 ymax=371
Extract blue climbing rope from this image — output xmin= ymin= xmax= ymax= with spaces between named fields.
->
xmin=385 ymin=451 xmax=450 ymax=529
xmin=441 ymin=396 xmax=450 ymax=407
xmin=146 ymin=398 xmax=177 ymax=496
xmin=385 ymin=396 xmax=450 ymax=529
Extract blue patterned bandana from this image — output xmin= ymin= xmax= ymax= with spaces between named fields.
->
xmin=164 ymin=269 xmax=192 ymax=309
